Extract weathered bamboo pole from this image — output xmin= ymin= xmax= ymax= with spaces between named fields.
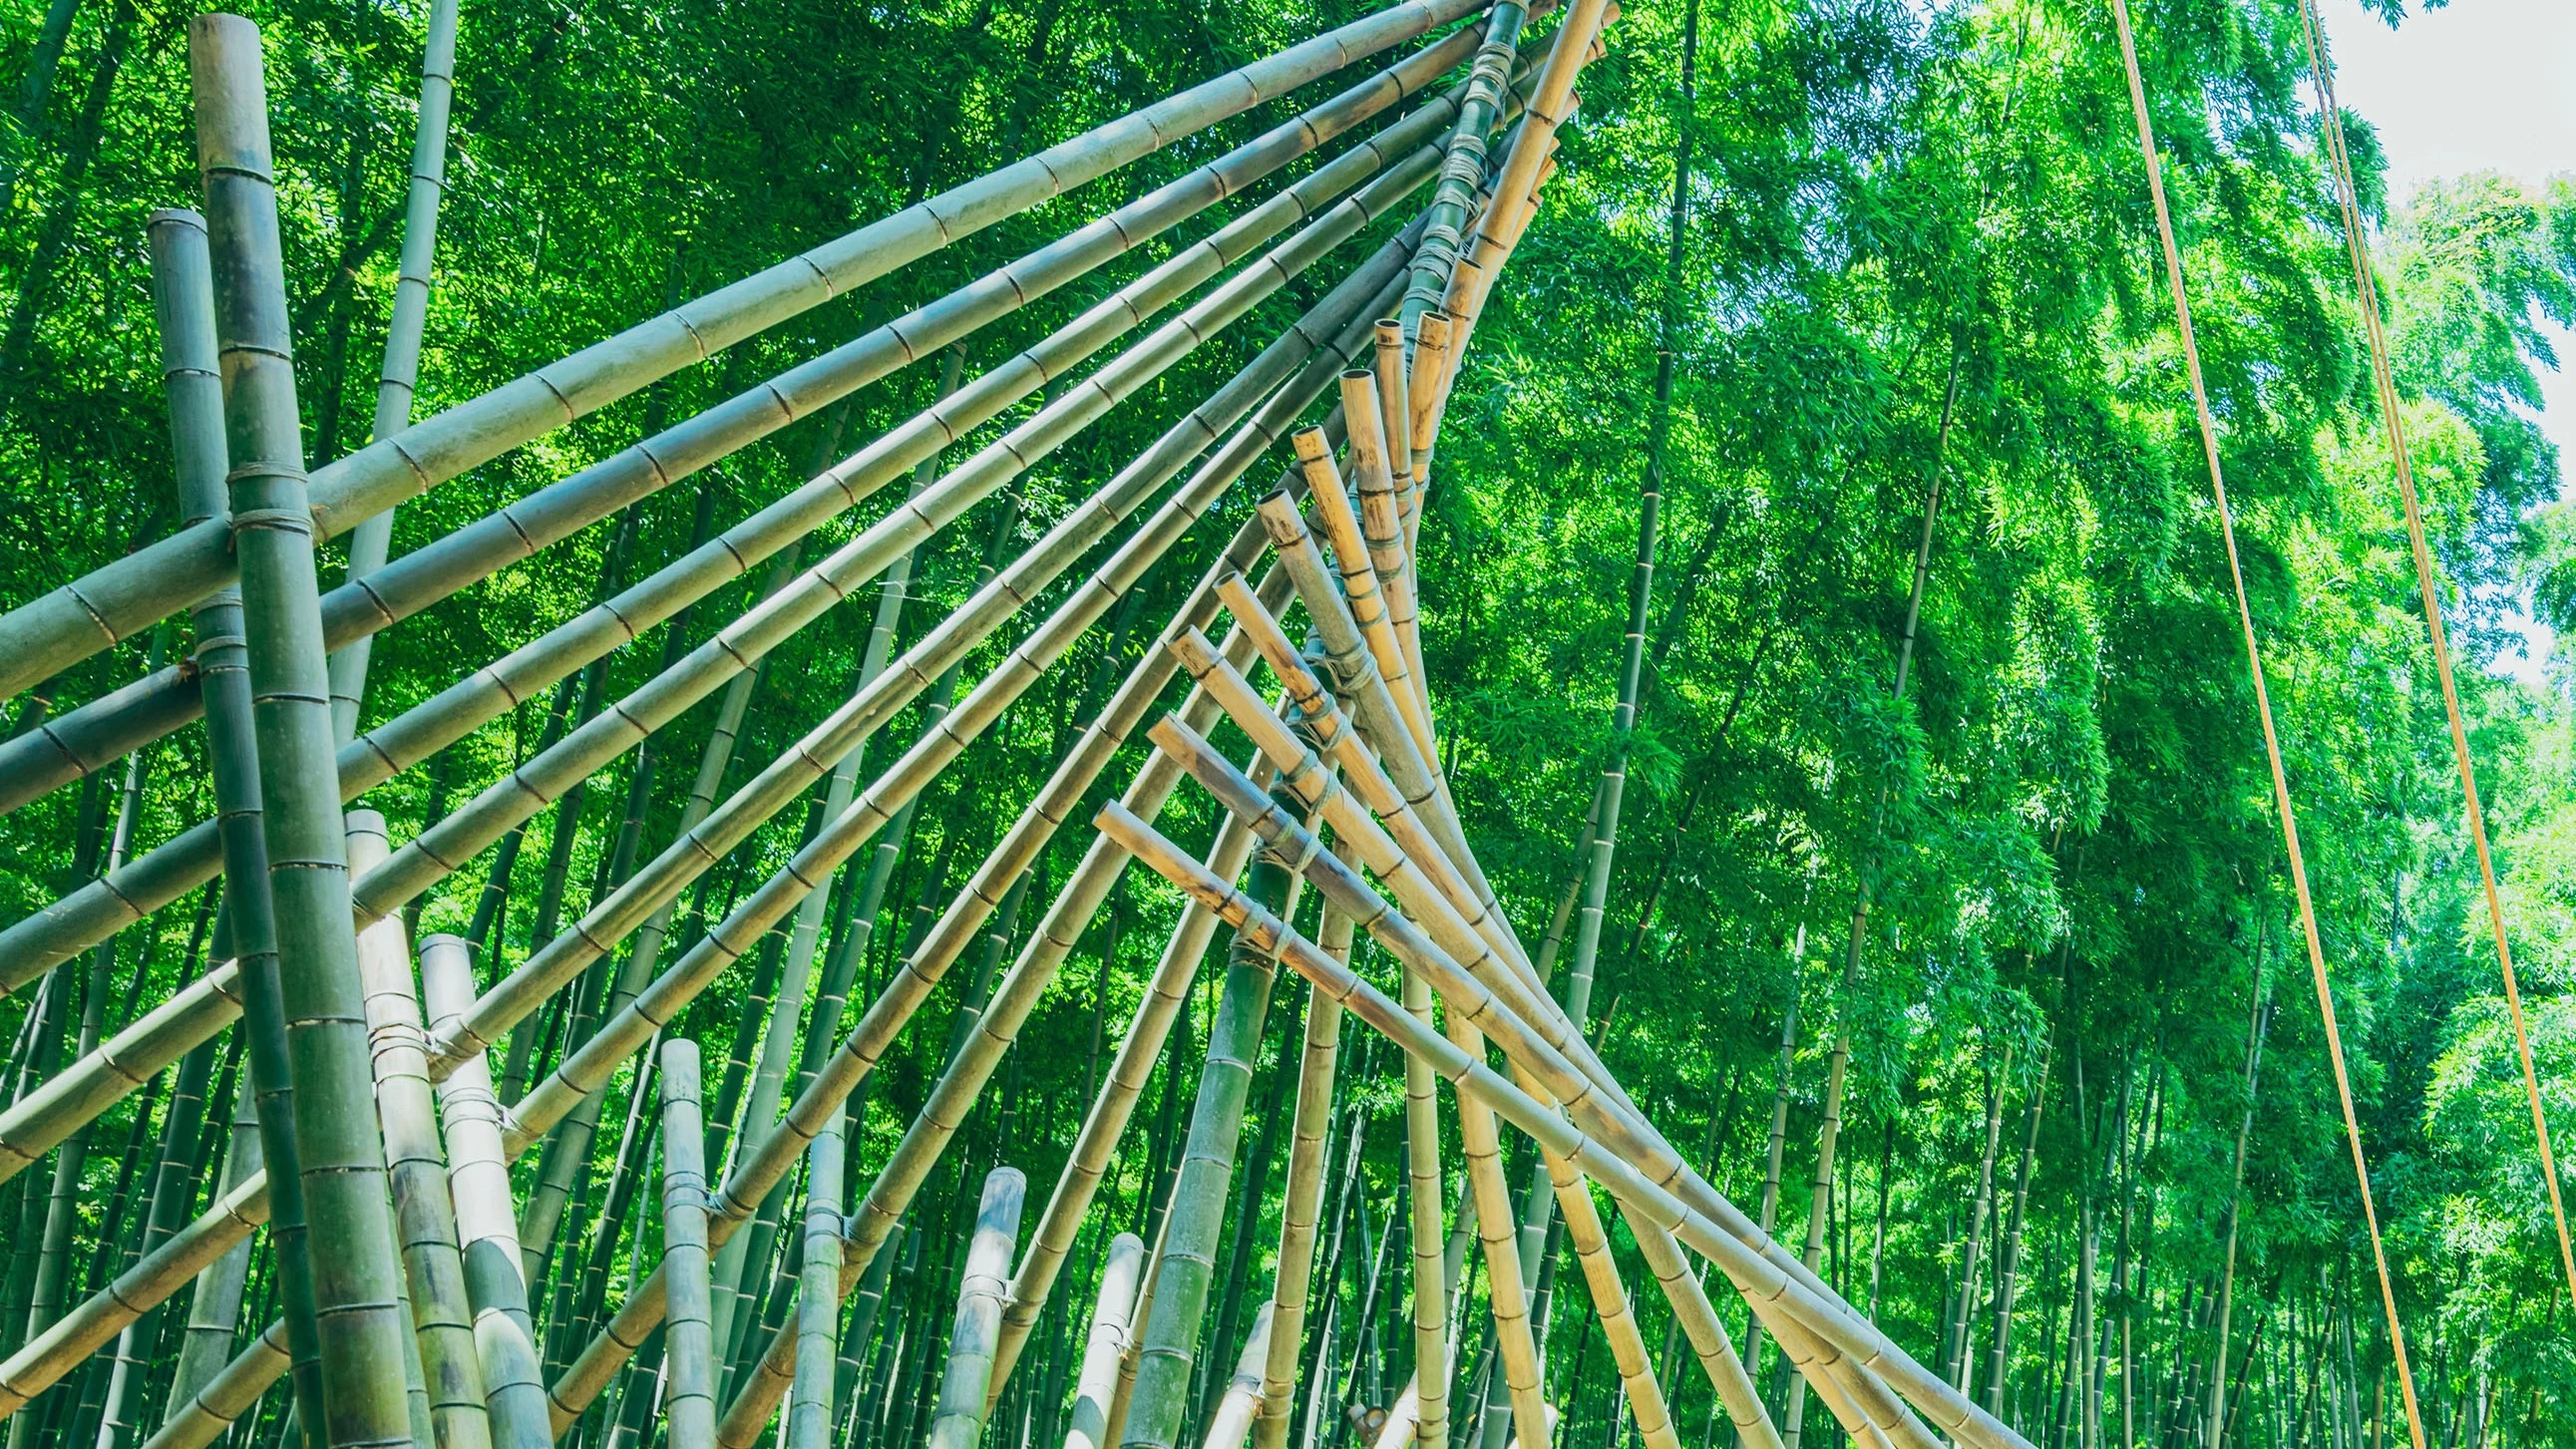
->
xmin=659 ymin=1039 xmax=718 ymax=1449
xmin=785 ymin=1102 xmax=848 ymax=1449
xmin=349 ymin=814 xmax=494 ymax=1449
xmin=192 ymin=18 xmax=412 ymax=1444
xmin=1252 ymin=899 xmax=1350 ymax=1449
xmin=543 ymin=244 xmax=1408 ymax=1437
xmin=0 ymin=3 xmax=1501 ymax=824
xmin=0 ymin=0 xmax=1490 ymax=701
xmin=923 ymin=1169 xmax=1029 ymax=1449
xmin=1396 ymin=0 xmax=1529 ymax=334
xmin=1096 ymin=799 xmax=2030 ymax=1449
xmin=1202 ymin=1302 xmax=1278 ymax=1449
xmin=419 ymin=935 xmax=550 ymax=1449
xmin=324 ymin=0 xmax=460 ymax=743
xmin=1067 ymin=1236 xmax=1148 ymax=1449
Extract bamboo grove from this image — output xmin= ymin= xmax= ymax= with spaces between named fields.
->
xmin=0 ymin=0 xmax=2573 ymax=1446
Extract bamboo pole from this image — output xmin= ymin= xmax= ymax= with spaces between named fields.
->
xmin=1253 ymin=898 xmax=1350 ymax=1449
xmin=0 ymin=8 xmax=1500 ymax=823
xmin=192 ymin=18 xmax=411 ymax=1444
xmin=419 ymin=936 xmax=550 ymax=1449
xmin=1202 ymin=1302 xmax=1278 ymax=1449
xmin=324 ymin=0 xmax=460 ymax=743
xmin=141 ymin=1321 xmax=291 ymax=1449
xmin=785 ymin=1102 xmax=847 ymax=1449
xmin=927 ymin=1169 xmax=1029 ymax=1449
xmin=1396 ymin=0 xmax=1529 ymax=334
xmin=0 ymin=0 xmax=1491 ymax=701
xmin=659 ymin=1039 xmax=718 ymax=1449
xmin=1068 ymin=1236 xmax=1149 ymax=1449
xmin=349 ymin=813 xmax=494 ymax=1449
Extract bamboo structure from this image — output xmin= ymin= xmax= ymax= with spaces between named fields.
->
xmin=0 ymin=7 xmax=2085 ymax=1449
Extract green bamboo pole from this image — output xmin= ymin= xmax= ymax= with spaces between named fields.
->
xmin=1066 ymin=1235 xmax=1147 ymax=1449
xmin=1251 ymin=897 xmax=1348 ymax=1449
xmin=192 ymin=17 xmax=411 ymax=1445
xmin=142 ymin=1320 xmax=291 ymax=1449
xmin=1395 ymin=0 xmax=1529 ymax=336
xmin=540 ymin=237 xmax=1405 ymax=1438
xmin=142 ymin=204 xmax=276 ymax=1431
xmin=927 ymin=1169 xmax=1029 ymax=1449
xmin=349 ymin=814 xmax=494 ymax=1449
xmin=0 ymin=20 xmax=1496 ymax=972
xmin=1619 ymin=1208 xmax=1780 ymax=1449
xmin=92 ymin=1026 xmax=216 ymax=1449
xmin=0 ymin=0 xmax=1490 ymax=702
xmin=784 ymin=1103 xmax=846 ymax=1449
xmin=419 ymin=936 xmax=550 ymax=1449
xmin=324 ymin=0 xmax=461 ymax=744
xmin=659 ymin=1039 xmax=717 ymax=1449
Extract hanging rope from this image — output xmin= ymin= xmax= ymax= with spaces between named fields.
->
xmin=2099 ymin=4 xmax=2429 ymax=1446
xmin=2290 ymin=0 xmax=2576 ymax=1311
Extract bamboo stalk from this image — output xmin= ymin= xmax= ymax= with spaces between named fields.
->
xmin=1252 ymin=897 xmax=1350 ymax=1449
xmin=324 ymin=0 xmax=461 ymax=744
xmin=1202 ymin=1302 xmax=1278 ymax=1449
xmin=1067 ymin=1235 xmax=1148 ymax=1449
xmin=1396 ymin=0 xmax=1529 ymax=332
xmin=139 ymin=1320 xmax=290 ymax=1449
xmin=1620 ymin=1209 xmax=1780 ymax=1449
xmin=348 ymin=813 xmax=493 ymax=1449
xmin=659 ymin=1039 xmax=718 ymax=1449
xmin=784 ymin=1102 xmax=847 ymax=1449
xmin=192 ymin=18 xmax=411 ymax=1443
xmin=419 ymin=936 xmax=550 ymax=1449
xmin=0 ymin=0 xmax=1492 ymax=702
xmin=0 ymin=32 xmax=1498 ymax=980
xmin=922 ymin=1169 xmax=1029 ymax=1449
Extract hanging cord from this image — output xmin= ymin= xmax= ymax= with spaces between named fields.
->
xmin=2100 ymin=3 xmax=2429 ymax=1446
xmin=2291 ymin=0 xmax=2576 ymax=1310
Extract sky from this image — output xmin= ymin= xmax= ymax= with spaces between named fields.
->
xmin=2312 ymin=0 xmax=2576 ymax=680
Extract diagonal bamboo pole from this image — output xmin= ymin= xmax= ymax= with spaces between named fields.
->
xmin=0 ymin=11 xmax=1503 ymax=820
xmin=1202 ymin=1302 xmax=1278 ymax=1449
xmin=1068 ymin=1235 xmax=1149 ymax=1449
xmin=0 ymin=0 xmax=1490 ymax=701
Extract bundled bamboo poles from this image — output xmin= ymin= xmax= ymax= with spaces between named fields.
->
xmin=0 ymin=0 xmax=1492 ymax=702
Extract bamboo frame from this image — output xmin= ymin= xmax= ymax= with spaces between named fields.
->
xmin=0 ymin=0 xmax=1491 ymax=701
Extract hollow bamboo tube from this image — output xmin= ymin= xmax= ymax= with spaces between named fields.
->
xmin=420 ymin=936 xmax=550 ymax=1449
xmin=192 ymin=18 xmax=413 ymax=1444
xmin=1288 ymin=434 xmax=1432 ymax=764
xmin=325 ymin=0 xmax=462 ymax=743
xmin=1066 ymin=1236 xmax=1148 ymax=1449
xmin=927 ymin=1169 xmax=1029 ymax=1449
xmin=1335 ymin=369 xmax=1427 ymax=718
xmin=1097 ymin=769 xmax=2019 ymax=1449
xmin=1252 ymin=899 xmax=1349 ymax=1449
xmin=1404 ymin=313 xmax=1451 ymax=490
xmin=1201 ymin=1302 xmax=1277 ymax=1449
xmin=0 ymin=41 xmax=1489 ymax=978
xmin=543 ymin=258 xmax=1398 ymax=1431
xmin=1372 ymin=321 xmax=1412 ymax=506
xmin=349 ymin=814 xmax=494 ymax=1449
xmin=785 ymin=1104 xmax=847 ymax=1449
xmin=659 ymin=1040 xmax=717 ymax=1449
xmin=0 ymin=0 xmax=1489 ymax=701
xmin=0 ymin=13 xmax=1503 ymax=821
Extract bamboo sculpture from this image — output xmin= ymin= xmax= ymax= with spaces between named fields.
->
xmin=0 ymin=7 xmax=2081 ymax=1449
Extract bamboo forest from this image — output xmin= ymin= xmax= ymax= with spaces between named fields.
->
xmin=1 ymin=0 xmax=2573 ymax=1443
